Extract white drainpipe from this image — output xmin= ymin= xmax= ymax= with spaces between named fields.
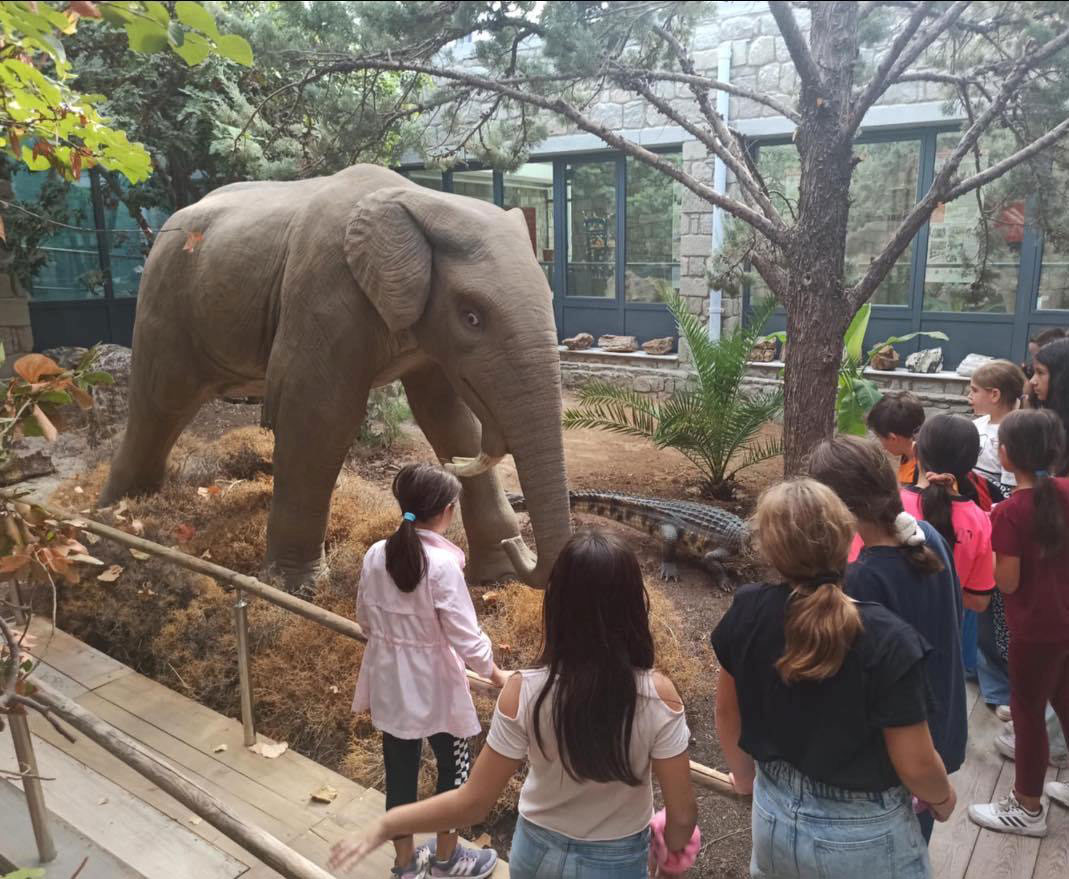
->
xmin=707 ymin=41 xmax=732 ymax=341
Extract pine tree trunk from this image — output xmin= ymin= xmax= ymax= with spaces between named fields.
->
xmin=781 ymin=2 xmax=860 ymax=474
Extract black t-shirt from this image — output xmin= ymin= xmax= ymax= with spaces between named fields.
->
xmin=711 ymin=582 xmax=932 ymax=792
xmin=846 ymin=520 xmax=968 ymax=775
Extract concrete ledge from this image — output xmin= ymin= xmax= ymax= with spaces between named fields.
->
xmin=559 ymin=346 xmax=680 ymax=369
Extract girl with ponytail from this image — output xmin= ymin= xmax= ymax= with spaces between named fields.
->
xmin=352 ymin=463 xmax=509 ymax=879
xmin=969 ymin=410 xmax=1069 ymax=836
xmin=809 ymin=436 xmax=968 ymax=844
xmin=712 ymin=480 xmax=953 ymax=879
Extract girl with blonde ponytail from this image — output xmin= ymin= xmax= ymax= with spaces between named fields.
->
xmin=712 ymin=480 xmax=954 ymax=879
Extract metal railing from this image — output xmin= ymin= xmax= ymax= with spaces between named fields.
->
xmin=7 ymin=499 xmax=736 ymax=873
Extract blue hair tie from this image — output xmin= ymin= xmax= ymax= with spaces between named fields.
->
xmin=402 ymin=512 xmax=416 ymax=522
xmin=1036 ymin=469 xmax=1050 ymax=478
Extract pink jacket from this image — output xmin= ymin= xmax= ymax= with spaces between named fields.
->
xmin=352 ymin=530 xmax=493 ymax=739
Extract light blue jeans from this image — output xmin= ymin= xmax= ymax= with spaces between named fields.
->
xmin=751 ymin=762 xmax=930 ymax=879
xmin=509 ymin=814 xmax=649 ymax=879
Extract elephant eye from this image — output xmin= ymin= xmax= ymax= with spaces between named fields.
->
xmin=463 ymin=311 xmax=481 ymax=328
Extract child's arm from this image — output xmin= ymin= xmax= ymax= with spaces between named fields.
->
xmin=883 ymin=722 xmax=956 ymax=821
xmin=994 ymin=553 xmax=1021 ymax=594
xmin=432 ymin=562 xmax=499 ymax=679
xmin=714 ymin=669 xmax=755 ymax=794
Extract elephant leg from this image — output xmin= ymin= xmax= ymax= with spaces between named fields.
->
xmin=262 ymin=369 xmax=369 ymax=593
xmin=402 ymin=365 xmax=521 ymax=583
xmin=99 ymin=359 xmax=213 ymax=505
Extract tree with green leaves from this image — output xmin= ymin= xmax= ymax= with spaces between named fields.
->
xmin=564 ymin=296 xmax=783 ymax=497
xmin=0 ymin=1 xmax=252 ymax=184
xmin=277 ymin=1 xmax=1069 ymax=472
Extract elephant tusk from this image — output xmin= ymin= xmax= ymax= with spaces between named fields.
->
xmin=443 ymin=453 xmax=503 ymax=478
xmin=501 ymin=536 xmax=538 ymax=581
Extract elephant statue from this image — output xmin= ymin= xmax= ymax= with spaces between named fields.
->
xmin=99 ymin=164 xmax=572 ymax=590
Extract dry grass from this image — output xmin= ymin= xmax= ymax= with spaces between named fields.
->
xmin=48 ymin=426 xmax=708 ymax=817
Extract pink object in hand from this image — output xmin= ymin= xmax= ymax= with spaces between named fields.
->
xmin=649 ymin=808 xmax=701 ymax=876
xmin=912 ymin=796 xmax=930 ymax=814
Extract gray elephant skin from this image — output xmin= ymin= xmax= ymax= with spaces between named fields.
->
xmin=99 ymin=164 xmax=572 ymax=589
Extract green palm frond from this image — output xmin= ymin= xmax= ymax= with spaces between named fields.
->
xmin=566 ymin=296 xmax=784 ymax=492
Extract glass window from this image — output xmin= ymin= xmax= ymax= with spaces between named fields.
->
xmin=407 ymin=169 xmax=444 ymax=191
xmin=100 ymin=181 xmax=166 ymax=298
xmin=625 ymin=154 xmax=682 ymax=302
xmin=923 ymin=132 xmax=1020 ymax=313
xmin=450 ymin=169 xmax=494 ymax=202
xmin=751 ymin=140 xmax=920 ymax=306
xmin=12 ymin=170 xmax=101 ymax=301
xmin=565 ymin=160 xmax=616 ymax=298
xmin=1035 ymin=157 xmax=1069 ymax=311
xmin=503 ymin=162 xmax=554 ymax=287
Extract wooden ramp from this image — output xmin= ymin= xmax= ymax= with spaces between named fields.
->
xmin=930 ymin=682 xmax=1069 ymax=879
xmin=1 ymin=620 xmax=508 ymax=878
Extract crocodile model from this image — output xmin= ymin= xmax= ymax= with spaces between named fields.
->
xmin=508 ymin=490 xmax=748 ymax=589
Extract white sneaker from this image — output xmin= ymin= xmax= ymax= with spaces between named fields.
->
xmin=1046 ymin=781 xmax=1069 ymax=809
xmin=996 ymin=704 xmax=1012 ymax=722
xmin=968 ymin=793 xmax=1048 ymax=836
xmin=993 ymin=730 xmax=1069 ymax=768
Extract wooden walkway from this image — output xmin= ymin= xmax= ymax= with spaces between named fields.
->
xmin=930 ymin=683 xmax=1069 ymax=879
xmin=1 ymin=620 xmax=508 ymax=878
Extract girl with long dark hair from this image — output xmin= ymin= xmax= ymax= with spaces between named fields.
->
xmin=969 ymin=410 xmax=1069 ymax=836
xmin=1032 ymin=338 xmax=1069 ymax=474
xmin=333 ymin=529 xmax=698 ymax=878
xmin=352 ymin=463 xmax=509 ymax=879
xmin=809 ymin=435 xmax=968 ymax=844
xmin=712 ymin=480 xmax=953 ymax=879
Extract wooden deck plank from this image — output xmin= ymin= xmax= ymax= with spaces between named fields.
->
xmin=930 ymin=698 xmax=1005 ymax=879
xmin=1034 ymin=767 xmax=1069 ymax=879
xmin=91 ymin=672 xmax=365 ymax=813
xmin=25 ymin=656 xmax=89 ymax=699
xmin=0 ymin=729 xmax=247 ymax=879
xmin=963 ymin=758 xmax=1056 ymax=879
xmin=25 ymin=619 xmax=132 ymax=691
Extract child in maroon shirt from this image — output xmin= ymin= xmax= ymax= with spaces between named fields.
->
xmin=968 ymin=410 xmax=1069 ymax=837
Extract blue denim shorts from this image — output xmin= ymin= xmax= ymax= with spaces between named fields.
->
xmin=508 ymin=814 xmax=650 ymax=879
xmin=751 ymin=761 xmax=930 ymax=879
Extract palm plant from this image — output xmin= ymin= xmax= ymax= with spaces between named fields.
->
xmin=563 ymin=295 xmax=783 ymax=498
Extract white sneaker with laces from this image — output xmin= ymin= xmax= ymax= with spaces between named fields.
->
xmin=993 ymin=729 xmax=1069 ymax=768
xmin=968 ymin=792 xmax=1048 ymax=837
xmin=1046 ymin=781 xmax=1069 ymax=809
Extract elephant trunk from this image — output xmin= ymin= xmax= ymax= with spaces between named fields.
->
xmin=498 ymin=377 xmax=571 ymax=589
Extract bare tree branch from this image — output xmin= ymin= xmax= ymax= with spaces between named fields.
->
xmin=641 ymin=70 xmax=801 ymax=122
xmin=944 ymin=116 xmax=1069 ymax=201
xmin=768 ymin=1 xmax=825 ymax=96
xmin=308 ymin=56 xmax=788 ymax=243
xmin=848 ymin=25 xmax=1069 ymax=308
xmin=847 ymin=1 xmax=970 ymax=139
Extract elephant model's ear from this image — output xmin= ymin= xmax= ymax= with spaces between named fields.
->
xmin=345 ymin=187 xmax=434 ymax=333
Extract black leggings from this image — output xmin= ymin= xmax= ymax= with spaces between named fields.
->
xmin=382 ymin=731 xmax=471 ymax=811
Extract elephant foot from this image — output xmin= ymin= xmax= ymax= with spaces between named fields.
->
xmin=466 ymin=542 xmax=521 ymax=585
xmin=260 ymin=555 xmax=330 ymax=598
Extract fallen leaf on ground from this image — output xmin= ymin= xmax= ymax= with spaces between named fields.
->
xmin=97 ymin=564 xmax=123 ymax=583
xmin=129 ymin=548 xmax=150 ymax=561
xmin=73 ymin=486 xmax=84 ymax=494
xmin=499 ymin=643 xmax=512 ymax=653
xmin=82 ymin=532 xmax=100 ymax=545
xmin=249 ymin=740 xmax=288 ymax=759
xmin=97 ymin=797 xmax=108 ymax=805
xmin=482 ymin=591 xmax=500 ymax=604
xmin=68 ymin=553 xmax=105 ymax=565
xmin=310 ymin=785 xmax=338 ymax=804
xmin=188 ymin=816 xmax=202 ymax=826
xmin=130 ymin=519 xmax=145 ymax=536
xmin=213 ymin=743 xmax=228 ymax=753
xmin=201 ymin=549 xmax=212 ymax=559
xmin=175 ymin=523 xmax=195 ymax=543
xmin=328 ymin=685 xmax=339 ymax=695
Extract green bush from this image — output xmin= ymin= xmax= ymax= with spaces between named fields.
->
xmin=358 ymin=382 xmax=411 ymax=449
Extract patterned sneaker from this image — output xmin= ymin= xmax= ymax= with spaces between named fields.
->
xmin=968 ymin=792 xmax=1048 ymax=836
xmin=993 ymin=730 xmax=1069 ymax=768
xmin=429 ymin=843 xmax=498 ymax=878
xmin=391 ymin=845 xmax=432 ymax=879
xmin=1046 ymin=781 xmax=1069 ymax=809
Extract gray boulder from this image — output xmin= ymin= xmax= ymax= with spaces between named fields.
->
xmin=905 ymin=347 xmax=944 ymax=374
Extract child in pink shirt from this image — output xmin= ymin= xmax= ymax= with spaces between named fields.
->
xmin=353 ymin=463 xmax=508 ymax=879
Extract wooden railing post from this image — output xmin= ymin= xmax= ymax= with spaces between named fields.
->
xmin=9 ymin=708 xmax=57 ymax=863
xmin=233 ymin=589 xmax=257 ymax=747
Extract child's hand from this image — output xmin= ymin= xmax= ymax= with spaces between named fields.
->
xmin=328 ymin=817 xmax=389 ymax=874
xmin=490 ymin=665 xmax=511 ymax=689
xmin=729 ymin=771 xmax=754 ymax=796
xmin=930 ymin=787 xmax=957 ymax=823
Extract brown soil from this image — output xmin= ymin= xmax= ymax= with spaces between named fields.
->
xmin=40 ymin=393 xmax=780 ymax=878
